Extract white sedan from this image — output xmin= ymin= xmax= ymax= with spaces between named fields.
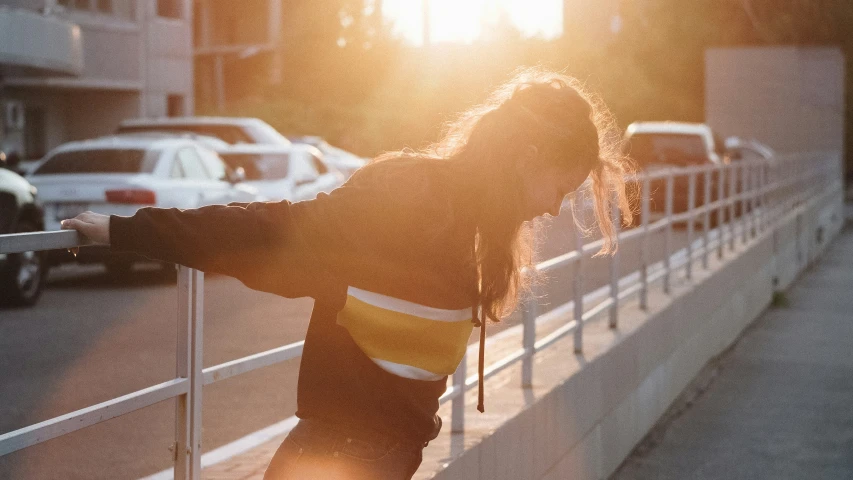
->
xmin=215 ymin=143 xmax=345 ymax=202
xmin=28 ymin=135 xmax=262 ymax=275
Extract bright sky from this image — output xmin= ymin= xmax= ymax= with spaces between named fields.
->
xmin=382 ymin=0 xmax=563 ymax=45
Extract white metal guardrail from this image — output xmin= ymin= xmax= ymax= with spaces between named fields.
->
xmin=0 ymin=152 xmax=842 ymax=479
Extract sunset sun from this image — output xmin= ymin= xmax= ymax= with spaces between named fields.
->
xmin=383 ymin=0 xmax=563 ymax=45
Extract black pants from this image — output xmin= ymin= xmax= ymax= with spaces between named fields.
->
xmin=263 ymin=419 xmax=426 ymax=480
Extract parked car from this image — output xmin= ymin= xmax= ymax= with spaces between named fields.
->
xmin=624 ymin=122 xmax=726 ymax=223
xmin=724 ymin=136 xmax=775 ymax=162
xmin=286 ymin=135 xmax=368 ymax=178
xmin=116 ymin=116 xmax=361 ymax=179
xmin=28 ymin=135 xmax=261 ymax=276
xmin=0 ymin=166 xmax=46 ymax=306
xmin=117 ymin=116 xmax=291 ymax=146
xmin=215 ymin=144 xmax=345 ymax=202
xmin=725 ymin=136 xmax=775 ymax=211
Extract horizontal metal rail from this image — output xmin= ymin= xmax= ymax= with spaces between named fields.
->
xmin=0 ymin=230 xmax=92 ymax=255
xmin=202 ymin=342 xmax=304 ymax=385
xmin=0 ymin=378 xmax=187 ymax=457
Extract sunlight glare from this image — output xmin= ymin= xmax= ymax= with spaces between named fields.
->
xmin=383 ymin=0 xmax=562 ymax=46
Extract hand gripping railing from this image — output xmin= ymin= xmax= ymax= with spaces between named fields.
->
xmin=0 ymin=152 xmax=842 ymax=479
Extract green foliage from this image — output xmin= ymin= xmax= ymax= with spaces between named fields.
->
xmin=200 ymin=0 xmax=853 ymax=162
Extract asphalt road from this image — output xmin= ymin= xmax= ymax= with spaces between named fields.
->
xmin=0 ymin=215 xmax=689 ymax=480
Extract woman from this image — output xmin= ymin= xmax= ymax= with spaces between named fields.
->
xmin=61 ymin=67 xmax=631 ymax=479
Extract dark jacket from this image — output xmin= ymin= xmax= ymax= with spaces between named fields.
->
xmin=109 ymin=158 xmax=479 ymax=442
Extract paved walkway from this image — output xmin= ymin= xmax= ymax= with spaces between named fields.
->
xmin=613 ymin=227 xmax=853 ymax=480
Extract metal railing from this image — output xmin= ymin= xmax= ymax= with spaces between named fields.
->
xmin=0 ymin=152 xmax=842 ymax=479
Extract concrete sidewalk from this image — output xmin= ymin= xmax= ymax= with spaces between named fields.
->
xmin=612 ymin=227 xmax=853 ymax=480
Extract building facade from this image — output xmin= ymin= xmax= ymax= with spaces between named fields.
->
xmin=0 ymin=0 xmax=194 ymax=160
xmin=193 ymin=0 xmax=283 ymax=113
xmin=705 ymin=47 xmax=845 ymax=166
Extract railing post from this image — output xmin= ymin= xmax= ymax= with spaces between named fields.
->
xmin=757 ymin=160 xmax=764 ymax=233
xmin=174 ymin=267 xmax=203 ymax=480
xmin=572 ymin=209 xmax=584 ymax=353
xmin=663 ymin=171 xmax=674 ymax=295
xmin=451 ymin=352 xmax=466 ymax=433
xmin=741 ymin=162 xmax=749 ymax=245
xmin=747 ymin=162 xmax=758 ymax=238
xmin=686 ymin=170 xmax=696 ymax=280
xmin=717 ymin=163 xmax=725 ymax=260
xmin=728 ymin=162 xmax=737 ymax=252
xmin=639 ymin=177 xmax=650 ymax=310
xmin=608 ymin=192 xmax=620 ymax=329
xmin=702 ymin=165 xmax=711 ymax=269
xmin=521 ymin=290 xmax=537 ymax=388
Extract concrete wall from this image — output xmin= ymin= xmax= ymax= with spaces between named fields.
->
xmin=419 ymin=157 xmax=846 ymax=480
xmin=4 ymin=88 xmax=138 ymax=152
xmin=705 ymin=47 xmax=845 ymax=157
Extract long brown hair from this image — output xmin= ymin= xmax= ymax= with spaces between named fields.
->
xmin=375 ymin=67 xmax=632 ymax=324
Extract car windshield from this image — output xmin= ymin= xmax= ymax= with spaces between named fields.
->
xmin=33 ymin=149 xmax=150 ymax=174
xmin=219 ymin=153 xmax=289 ymax=181
xmin=244 ymin=122 xmax=291 ymax=145
xmin=628 ymin=133 xmax=710 ymax=167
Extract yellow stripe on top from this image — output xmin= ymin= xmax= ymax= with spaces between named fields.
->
xmin=337 ymin=287 xmax=474 ymax=381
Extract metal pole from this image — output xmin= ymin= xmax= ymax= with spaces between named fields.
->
xmin=728 ymin=162 xmax=736 ymax=252
xmin=608 ymin=193 xmax=620 ymax=329
xmin=521 ymin=292 xmax=537 ymax=387
xmin=214 ymin=55 xmax=225 ymax=113
xmin=741 ymin=163 xmax=749 ymax=245
xmin=759 ymin=160 xmax=767 ymax=233
xmin=686 ymin=171 xmax=696 ymax=280
xmin=174 ymin=267 xmax=203 ymax=480
xmin=663 ymin=171 xmax=674 ymax=294
xmin=746 ymin=162 xmax=758 ymax=238
xmin=572 ymin=211 xmax=584 ymax=353
xmin=639 ymin=177 xmax=650 ymax=310
xmin=451 ymin=353 xmax=466 ymax=433
xmin=717 ymin=163 xmax=725 ymax=260
xmin=702 ymin=165 xmax=711 ymax=269
xmin=422 ymin=0 xmax=430 ymax=46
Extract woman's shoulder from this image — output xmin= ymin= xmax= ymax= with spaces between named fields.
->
xmin=348 ymin=154 xmax=454 ymax=200
xmin=347 ymin=155 xmax=470 ymax=235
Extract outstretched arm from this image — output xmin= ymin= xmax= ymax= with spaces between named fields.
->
xmin=60 ymin=175 xmax=380 ymax=298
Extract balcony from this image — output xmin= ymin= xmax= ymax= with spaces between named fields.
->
xmin=0 ymin=7 xmax=83 ymax=77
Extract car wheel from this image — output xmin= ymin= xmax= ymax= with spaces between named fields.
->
xmin=0 ymin=220 xmax=46 ymax=307
xmin=104 ymin=259 xmax=133 ymax=279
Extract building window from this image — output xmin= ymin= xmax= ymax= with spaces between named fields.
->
xmin=157 ymin=0 xmax=183 ymax=19
xmin=167 ymin=95 xmax=185 ymax=117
